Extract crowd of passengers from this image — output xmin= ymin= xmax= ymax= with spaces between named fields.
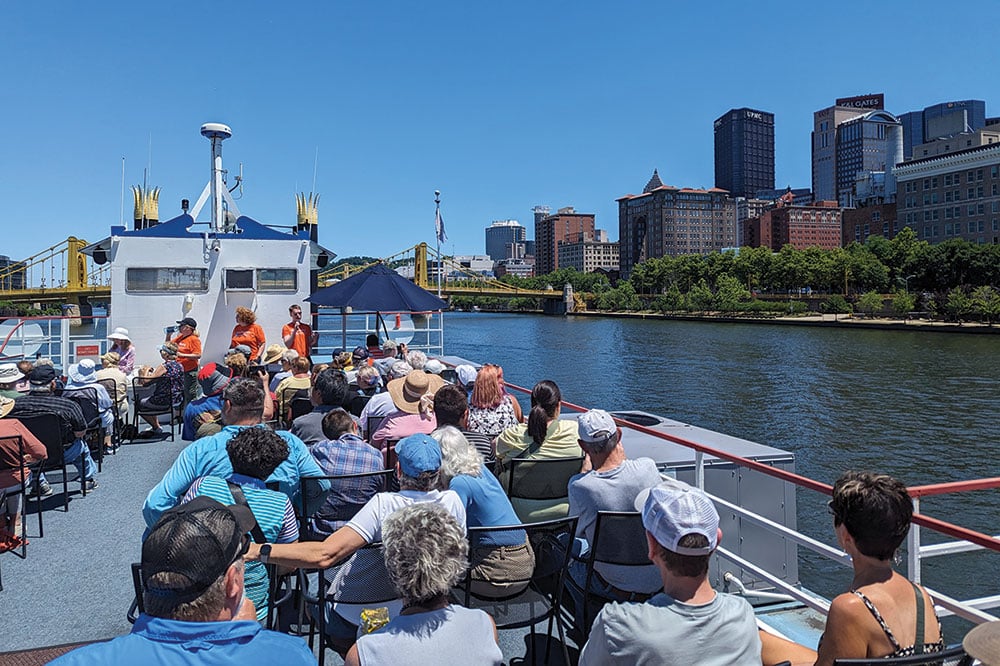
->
xmin=0 ymin=304 xmax=971 ymax=664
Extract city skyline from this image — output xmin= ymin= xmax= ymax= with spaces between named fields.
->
xmin=2 ymin=1 xmax=998 ymax=262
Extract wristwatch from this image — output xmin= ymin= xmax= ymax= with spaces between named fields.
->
xmin=259 ymin=544 xmax=272 ymax=565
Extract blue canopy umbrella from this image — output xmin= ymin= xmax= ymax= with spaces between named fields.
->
xmin=306 ymin=263 xmax=448 ymax=345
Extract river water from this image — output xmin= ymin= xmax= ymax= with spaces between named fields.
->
xmin=439 ymin=312 xmax=1000 ymax=624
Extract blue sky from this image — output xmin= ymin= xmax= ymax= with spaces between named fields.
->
xmin=2 ymin=1 xmax=998 ymax=263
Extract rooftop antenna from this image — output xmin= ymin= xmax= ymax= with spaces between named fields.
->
xmin=189 ymin=123 xmax=241 ymax=231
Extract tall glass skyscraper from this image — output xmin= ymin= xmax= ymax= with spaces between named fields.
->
xmin=714 ymin=108 xmax=775 ymax=199
xmin=484 ymin=220 xmax=526 ymax=261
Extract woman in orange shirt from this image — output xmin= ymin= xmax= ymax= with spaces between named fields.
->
xmin=230 ymin=306 xmax=266 ymax=362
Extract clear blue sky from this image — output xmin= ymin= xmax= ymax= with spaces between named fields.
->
xmin=2 ymin=1 xmax=997 ymax=263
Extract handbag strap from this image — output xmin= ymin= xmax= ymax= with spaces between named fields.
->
xmin=226 ymin=481 xmax=267 ymax=543
xmin=911 ymin=581 xmax=925 ymax=655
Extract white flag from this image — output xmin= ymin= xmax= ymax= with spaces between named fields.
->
xmin=435 ymin=207 xmax=447 ymax=244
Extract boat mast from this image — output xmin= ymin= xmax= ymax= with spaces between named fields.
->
xmin=201 ymin=123 xmax=231 ymax=233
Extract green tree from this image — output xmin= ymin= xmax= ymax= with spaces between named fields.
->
xmin=856 ymin=290 xmax=884 ymax=318
xmin=713 ymin=274 xmax=750 ymax=312
xmin=890 ymin=290 xmax=916 ymax=320
xmin=971 ymin=286 xmax=1000 ymax=325
xmin=652 ymin=284 xmax=685 ymax=312
xmin=686 ymin=279 xmax=714 ymax=312
xmin=944 ymin=287 xmax=972 ymax=322
xmin=822 ymin=294 xmax=853 ymax=315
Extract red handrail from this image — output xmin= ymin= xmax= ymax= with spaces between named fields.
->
xmin=501 ymin=378 xmax=1000 ymax=555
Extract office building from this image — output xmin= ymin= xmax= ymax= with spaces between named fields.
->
xmin=557 ymin=232 xmax=619 ymax=273
xmin=0 ymin=255 xmax=25 ymax=291
xmin=894 ymin=138 xmax=1000 ymax=245
xmin=843 ymin=202 xmax=898 ymax=244
xmin=714 ymin=108 xmax=775 ymax=199
xmin=484 ymin=220 xmax=527 ymax=261
xmin=534 ymin=206 xmax=595 ymax=276
xmin=736 ymin=198 xmax=770 ymax=249
xmin=743 ymin=197 xmax=842 ymax=251
xmin=899 ymin=100 xmax=987 ymax=159
xmin=834 ymin=110 xmax=903 ymax=207
xmin=617 ymin=171 xmax=737 ymax=278
xmin=812 ymin=94 xmax=885 ymax=202
xmin=494 ymin=258 xmax=534 ymax=278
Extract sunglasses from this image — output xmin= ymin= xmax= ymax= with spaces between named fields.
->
xmin=228 ymin=532 xmax=252 ymax=567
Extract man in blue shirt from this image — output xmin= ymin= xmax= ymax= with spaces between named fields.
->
xmin=51 ymin=496 xmax=316 ymax=665
xmin=181 ymin=362 xmax=230 ymax=441
xmin=143 ymin=377 xmax=329 ymax=527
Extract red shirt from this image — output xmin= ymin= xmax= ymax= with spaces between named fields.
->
xmin=0 ymin=418 xmax=48 ymax=487
xmin=172 ymin=333 xmax=203 ymax=372
xmin=282 ymin=322 xmax=313 ymax=358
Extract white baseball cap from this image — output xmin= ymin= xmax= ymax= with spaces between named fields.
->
xmin=635 ymin=479 xmax=719 ymax=555
xmin=577 ymin=409 xmax=617 ymax=445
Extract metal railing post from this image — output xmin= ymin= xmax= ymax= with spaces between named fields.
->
xmin=695 ymin=450 xmax=705 ymax=489
xmin=60 ymin=316 xmax=71 ymax=370
xmin=908 ymin=497 xmax=921 ymax=584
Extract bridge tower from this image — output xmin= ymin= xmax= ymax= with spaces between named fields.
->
xmin=414 ymin=243 xmax=429 ymax=289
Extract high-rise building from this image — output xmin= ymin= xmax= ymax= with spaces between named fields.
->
xmin=834 ymin=110 xmax=902 ymax=207
xmin=899 ymin=100 xmax=987 ymax=159
xmin=484 ymin=220 xmax=526 ymax=261
xmin=533 ymin=206 xmax=595 ymax=276
xmin=617 ymin=170 xmax=737 ymax=278
xmin=812 ymin=94 xmax=885 ymax=202
xmin=894 ymin=131 xmax=1000 ymax=245
xmin=714 ymin=108 xmax=775 ymax=199
xmin=557 ymin=231 xmax=619 ymax=273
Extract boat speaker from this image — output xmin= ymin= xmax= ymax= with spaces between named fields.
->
xmin=93 ymin=249 xmax=108 ymax=265
xmin=317 ymin=252 xmax=329 ymax=268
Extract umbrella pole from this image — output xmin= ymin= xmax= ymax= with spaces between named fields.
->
xmin=341 ymin=308 xmax=347 ymax=350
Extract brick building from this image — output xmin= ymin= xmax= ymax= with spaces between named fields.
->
xmin=617 ymin=170 xmax=737 ymax=278
xmin=534 ymin=206 xmax=595 ymax=276
xmin=842 ymin=202 xmax=898 ymax=244
xmin=744 ymin=196 xmax=842 ymax=250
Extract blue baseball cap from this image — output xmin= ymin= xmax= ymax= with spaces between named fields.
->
xmin=395 ymin=433 xmax=442 ymax=477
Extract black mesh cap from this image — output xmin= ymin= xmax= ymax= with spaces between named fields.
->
xmin=141 ymin=496 xmax=256 ymax=603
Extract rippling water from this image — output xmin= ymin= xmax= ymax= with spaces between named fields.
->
xmin=439 ymin=312 xmax=1000 ymax=624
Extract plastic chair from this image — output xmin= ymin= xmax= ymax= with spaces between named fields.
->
xmin=17 ymin=414 xmax=85 ymax=520
xmin=505 ymin=456 xmax=585 ymax=523
xmin=298 ymin=470 xmax=394 ymax=540
xmin=833 ymin=644 xmax=971 ymax=665
xmin=131 ymin=377 xmax=181 ymax=442
xmin=457 ymin=515 xmax=579 ymax=666
xmin=563 ymin=510 xmax=657 ymax=632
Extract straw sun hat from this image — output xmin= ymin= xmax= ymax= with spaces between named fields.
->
xmin=386 ymin=372 xmax=445 ymax=415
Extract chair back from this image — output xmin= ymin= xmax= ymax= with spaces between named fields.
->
xmin=0 ymin=434 xmax=25 ymax=475
xmin=506 ymin=456 xmax=585 ymax=502
xmin=591 ymin=511 xmax=652 ymax=567
xmin=299 ymin=469 xmax=393 ymax=538
xmin=16 ymin=414 xmax=66 ymax=467
xmin=833 ymin=644 xmax=971 ymax=665
xmin=96 ymin=378 xmax=123 ymax=410
xmin=62 ymin=386 xmax=101 ymax=428
xmin=132 ymin=377 xmax=175 ymax=415
xmin=365 ymin=415 xmax=386 ymax=442
xmin=289 ymin=397 xmax=313 ymax=422
xmin=348 ymin=394 xmax=370 ymax=418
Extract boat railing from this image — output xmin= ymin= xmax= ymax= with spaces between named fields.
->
xmin=0 ymin=314 xmax=110 ymax=368
xmin=500 ymin=379 xmax=1000 ymax=626
xmin=312 ymin=309 xmax=444 ymax=358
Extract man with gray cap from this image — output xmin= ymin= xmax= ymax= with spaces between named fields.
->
xmin=50 ymin=496 xmax=315 ymax=665
xmin=578 ymin=478 xmax=761 ymax=665
xmin=566 ymin=409 xmax=663 ymax=615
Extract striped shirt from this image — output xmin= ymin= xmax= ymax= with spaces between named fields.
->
xmin=183 ymin=474 xmax=298 ymax=621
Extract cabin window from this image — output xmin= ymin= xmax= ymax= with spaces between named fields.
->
xmin=126 ymin=267 xmax=208 ymax=292
xmin=224 ymin=269 xmax=255 ymax=290
xmin=256 ymin=269 xmax=297 ymax=291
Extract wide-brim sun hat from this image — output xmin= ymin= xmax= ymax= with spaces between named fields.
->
xmin=0 ymin=396 xmax=14 ymax=419
xmin=964 ymin=621 xmax=1000 ymax=666
xmin=261 ymin=343 xmax=285 ymax=365
xmin=387 ymin=372 xmax=445 ymax=414
xmin=67 ymin=359 xmax=98 ymax=385
xmin=0 ymin=363 xmax=24 ymax=384
xmin=108 ymin=327 xmax=131 ymax=342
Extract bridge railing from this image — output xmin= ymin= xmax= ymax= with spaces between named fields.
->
xmin=498 ymin=377 xmax=1000 ymax=627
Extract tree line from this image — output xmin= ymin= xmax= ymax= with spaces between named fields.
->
xmin=450 ymin=229 xmax=1000 ymax=323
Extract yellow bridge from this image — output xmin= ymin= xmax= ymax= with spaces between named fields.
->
xmin=0 ymin=239 xmax=558 ymax=307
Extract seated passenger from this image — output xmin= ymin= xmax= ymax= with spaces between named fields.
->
xmin=268 ymin=349 xmax=298 ymax=393
xmin=50 ymin=497 xmax=314 ymax=665
xmin=370 ymin=372 xmax=443 ymax=451
xmin=433 ymin=425 xmax=533 ymax=598
xmin=467 ymin=364 xmax=522 ymax=439
xmin=495 ymin=380 xmax=581 ymax=521
xmin=260 ymin=343 xmax=287 ymax=379
xmin=224 ymin=346 xmax=251 ymax=377
xmin=95 ymin=352 xmax=130 ymax=420
xmin=137 ymin=342 xmax=184 ymax=438
xmin=305 ymin=408 xmax=384 ymax=540
xmin=63 ymin=359 xmax=115 ymax=452
xmin=142 ymin=378 xmax=327 ymax=528
xmin=344 ymin=503 xmax=503 ymax=666
xmin=579 ymin=479 xmax=762 ymax=665
xmin=761 ymin=471 xmax=942 ymax=666
xmin=182 ymin=427 xmax=298 ymax=622
xmin=290 ymin=368 xmax=350 ymax=446
xmin=454 ymin=364 xmax=478 ymax=399
xmin=433 ymin=384 xmax=496 ymax=469
xmin=275 ymin=356 xmax=312 ymax=420
xmin=246 ymin=433 xmax=466 ymax=655
xmin=0 ymin=363 xmax=25 ymax=399
xmin=359 ymin=361 xmax=412 ymax=438
xmin=365 ymin=333 xmax=384 ymax=360
xmin=181 ymin=363 xmax=231 ymax=441
xmin=404 ymin=349 xmax=426 ymax=371
xmin=566 ymin=409 xmax=663 ymax=614
xmin=0 ymin=397 xmax=48 ymax=539
xmin=107 ymin=327 xmax=136 ymax=376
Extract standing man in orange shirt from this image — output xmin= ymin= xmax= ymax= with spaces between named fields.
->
xmin=282 ymin=305 xmax=318 ymax=360
xmin=167 ymin=317 xmax=203 ymax=403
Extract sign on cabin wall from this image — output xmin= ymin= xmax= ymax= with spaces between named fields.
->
xmin=74 ymin=342 xmax=102 ymax=361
